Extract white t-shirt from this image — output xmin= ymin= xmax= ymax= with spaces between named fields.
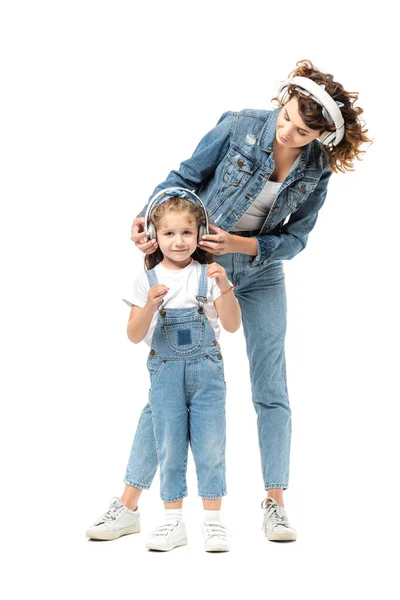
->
xmin=124 ymin=259 xmax=232 ymax=347
xmin=232 ymin=180 xmax=281 ymax=232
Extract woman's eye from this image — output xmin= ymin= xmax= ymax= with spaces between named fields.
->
xmin=284 ymin=114 xmax=290 ymax=121
xmin=298 ymin=131 xmax=307 ymax=137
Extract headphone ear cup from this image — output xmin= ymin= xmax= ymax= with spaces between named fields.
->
xmin=147 ymin=223 xmax=156 ymax=241
xmin=319 ymin=130 xmax=336 ymax=146
xmin=198 ymin=223 xmax=207 ymax=244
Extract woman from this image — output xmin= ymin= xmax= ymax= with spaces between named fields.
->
xmin=86 ymin=60 xmax=370 ymax=543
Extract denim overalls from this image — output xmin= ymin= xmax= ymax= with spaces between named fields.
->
xmin=144 ymin=264 xmax=226 ymax=503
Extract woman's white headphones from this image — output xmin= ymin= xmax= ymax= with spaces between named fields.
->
xmin=144 ymin=187 xmax=209 ymax=243
xmin=277 ymin=76 xmax=345 ymax=147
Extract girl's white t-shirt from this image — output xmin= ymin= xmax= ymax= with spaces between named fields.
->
xmin=125 ymin=259 xmax=232 ymax=347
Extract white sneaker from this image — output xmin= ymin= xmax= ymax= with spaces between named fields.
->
xmin=201 ymin=520 xmax=230 ymax=552
xmin=145 ymin=520 xmax=188 ymax=551
xmin=261 ymin=498 xmax=297 ymax=541
xmin=86 ymin=497 xmax=140 ymax=540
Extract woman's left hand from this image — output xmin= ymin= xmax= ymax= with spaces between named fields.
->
xmin=198 ymin=225 xmax=235 ymax=255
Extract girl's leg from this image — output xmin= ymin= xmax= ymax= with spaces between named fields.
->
xmin=123 ymin=403 xmax=159 ymax=493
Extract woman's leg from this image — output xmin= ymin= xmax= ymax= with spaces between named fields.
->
xmin=234 ymin=259 xmax=291 ymax=493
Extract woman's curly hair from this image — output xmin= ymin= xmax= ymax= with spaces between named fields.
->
xmin=145 ymin=197 xmax=213 ymax=270
xmin=272 ymin=59 xmax=372 ymax=173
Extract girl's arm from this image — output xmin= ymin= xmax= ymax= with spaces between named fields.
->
xmin=127 ymin=284 xmax=169 ymax=343
xmin=207 ymin=263 xmax=241 ymax=333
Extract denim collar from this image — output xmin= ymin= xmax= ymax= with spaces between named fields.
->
xmin=259 ymin=108 xmax=319 ymax=172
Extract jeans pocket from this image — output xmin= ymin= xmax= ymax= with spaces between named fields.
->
xmin=205 ymin=352 xmax=226 ymax=383
xmin=147 ymin=355 xmax=166 ymax=388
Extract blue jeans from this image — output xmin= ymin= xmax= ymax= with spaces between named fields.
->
xmin=135 ymin=264 xmax=226 ymax=502
xmin=125 ymin=246 xmax=290 ymax=491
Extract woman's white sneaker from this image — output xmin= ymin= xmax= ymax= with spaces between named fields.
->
xmin=261 ymin=498 xmax=297 ymax=542
xmin=86 ymin=497 xmax=140 ymax=540
xmin=201 ymin=520 xmax=230 ymax=552
xmin=146 ymin=520 xmax=188 ymax=551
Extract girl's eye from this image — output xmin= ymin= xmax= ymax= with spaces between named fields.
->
xmin=184 ymin=231 xmax=194 ymax=235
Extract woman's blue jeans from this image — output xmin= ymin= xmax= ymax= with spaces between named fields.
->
xmin=124 ymin=248 xmax=291 ymax=491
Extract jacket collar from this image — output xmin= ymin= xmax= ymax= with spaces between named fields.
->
xmin=259 ymin=108 xmax=320 ymax=172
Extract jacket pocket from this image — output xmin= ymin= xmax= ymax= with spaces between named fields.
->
xmin=287 ymin=178 xmax=318 ymax=211
xmin=223 ymin=148 xmax=257 ymax=187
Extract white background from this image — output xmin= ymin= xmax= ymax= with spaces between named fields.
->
xmin=1 ymin=1 xmax=399 ymax=598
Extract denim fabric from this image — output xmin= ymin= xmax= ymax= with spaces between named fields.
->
xmin=124 ymin=249 xmax=289 ymax=491
xmin=138 ymin=108 xmax=332 ymax=266
xmin=127 ymin=264 xmax=227 ymax=502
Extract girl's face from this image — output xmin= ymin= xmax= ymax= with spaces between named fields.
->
xmin=275 ymin=96 xmax=321 ymax=149
xmin=156 ymin=211 xmax=198 ymax=269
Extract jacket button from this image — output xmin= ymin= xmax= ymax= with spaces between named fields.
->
xmin=237 ymin=159 xmax=244 ymax=168
xmin=263 ymin=260 xmax=268 ymax=265
xmin=300 ymin=184 xmax=306 ymax=193
xmin=266 ymin=226 xmax=270 ymax=230
xmin=273 ymin=207 xmax=279 ymax=212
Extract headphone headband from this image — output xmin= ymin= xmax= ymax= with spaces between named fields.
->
xmin=278 ymin=76 xmax=345 ymax=146
xmin=144 ymin=187 xmax=209 ymax=241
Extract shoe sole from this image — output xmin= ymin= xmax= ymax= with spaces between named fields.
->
xmin=205 ymin=546 xmax=230 ymax=552
xmin=266 ymin=531 xmax=297 ymax=542
xmin=146 ymin=537 xmax=188 ymax=551
xmin=86 ymin=523 xmax=141 ymax=540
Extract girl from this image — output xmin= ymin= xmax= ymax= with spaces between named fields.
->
xmin=87 ymin=191 xmax=241 ymax=552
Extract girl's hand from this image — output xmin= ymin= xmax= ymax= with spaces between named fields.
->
xmin=206 ymin=263 xmax=231 ymax=293
xmin=131 ymin=217 xmax=159 ymax=255
xmin=198 ymin=224 xmax=235 ymax=255
xmin=145 ymin=284 xmax=169 ymax=313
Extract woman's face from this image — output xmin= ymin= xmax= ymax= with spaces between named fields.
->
xmin=275 ymin=96 xmax=321 ymax=149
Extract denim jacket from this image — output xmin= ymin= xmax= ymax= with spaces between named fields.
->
xmin=137 ymin=108 xmax=332 ymax=267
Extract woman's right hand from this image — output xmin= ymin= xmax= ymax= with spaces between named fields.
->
xmin=145 ymin=284 xmax=169 ymax=313
xmin=131 ymin=217 xmax=159 ymax=255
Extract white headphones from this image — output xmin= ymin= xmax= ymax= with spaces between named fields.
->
xmin=277 ymin=76 xmax=345 ymax=147
xmin=144 ymin=187 xmax=209 ymax=243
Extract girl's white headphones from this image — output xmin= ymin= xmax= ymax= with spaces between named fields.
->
xmin=144 ymin=187 xmax=209 ymax=243
xmin=277 ymin=76 xmax=345 ymax=147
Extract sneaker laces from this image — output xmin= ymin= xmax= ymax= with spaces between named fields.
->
xmin=203 ymin=520 xmax=230 ymax=540
xmin=94 ymin=497 xmax=125 ymax=525
xmin=150 ymin=521 xmax=181 ymax=538
xmin=261 ymin=499 xmax=290 ymax=530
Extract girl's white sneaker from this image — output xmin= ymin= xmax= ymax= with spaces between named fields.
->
xmin=261 ymin=498 xmax=297 ymax=541
xmin=145 ymin=520 xmax=188 ymax=551
xmin=201 ymin=520 xmax=231 ymax=552
xmin=86 ymin=497 xmax=140 ymax=540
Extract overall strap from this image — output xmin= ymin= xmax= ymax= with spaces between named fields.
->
xmin=145 ymin=268 xmax=158 ymax=287
xmin=196 ymin=263 xmax=208 ymax=304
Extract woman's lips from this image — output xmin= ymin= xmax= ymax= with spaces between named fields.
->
xmin=279 ymin=133 xmax=287 ymax=143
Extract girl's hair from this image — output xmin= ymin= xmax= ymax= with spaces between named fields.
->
xmin=145 ymin=197 xmax=214 ymax=270
xmin=272 ymin=59 xmax=372 ymax=173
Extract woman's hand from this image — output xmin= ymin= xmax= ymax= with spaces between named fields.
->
xmin=145 ymin=284 xmax=169 ymax=313
xmin=198 ymin=224 xmax=235 ymax=255
xmin=206 ymin=263 xmax=231 ymax=293
xmin=131 ymin=217 xmax=159 ymax=255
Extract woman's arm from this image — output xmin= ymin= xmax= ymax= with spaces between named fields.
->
xmin=250 ymin=170 xmax=332 ymax=266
